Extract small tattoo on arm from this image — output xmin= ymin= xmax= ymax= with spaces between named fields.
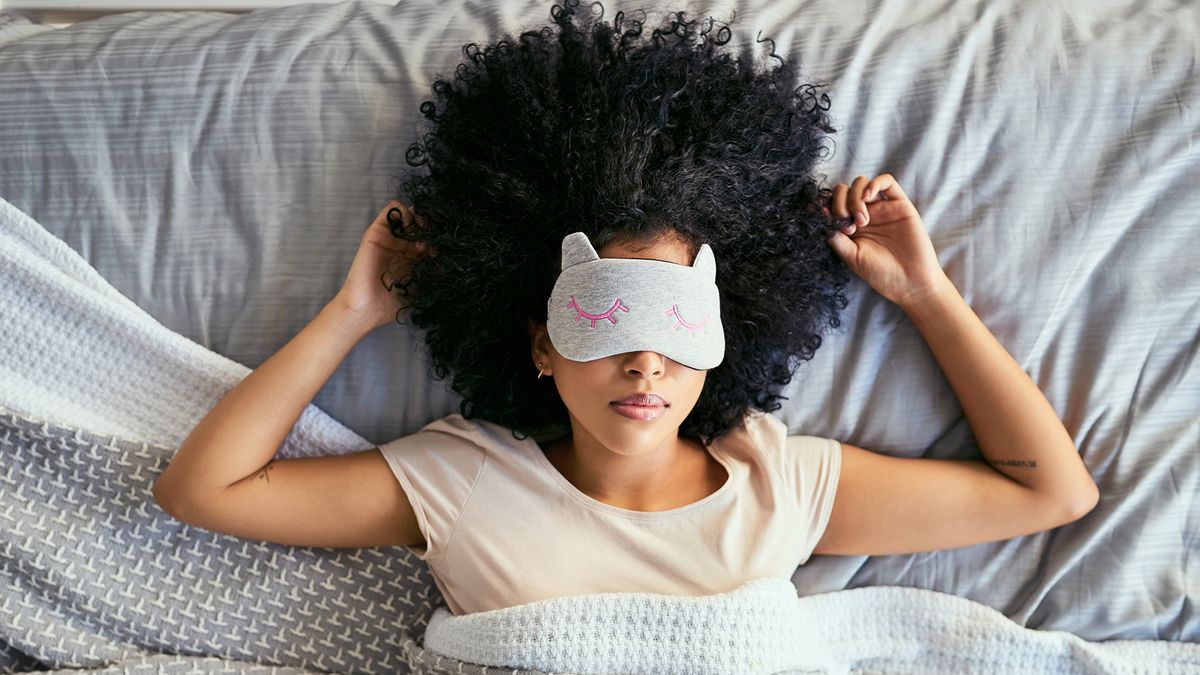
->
xmin=987 ymin=459 xmax=1037 ymax=468
xmin=256 ymin=460 xmax=276 ymax=483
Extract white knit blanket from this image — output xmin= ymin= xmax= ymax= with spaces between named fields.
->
xmin=424 ymin=576 xmax=1200 ymax=674
xmin=0 ymin=196 xmax=366 ymax=457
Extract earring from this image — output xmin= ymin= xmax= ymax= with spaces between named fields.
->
xmin=537 ymin=362 xmax=546 ymax=379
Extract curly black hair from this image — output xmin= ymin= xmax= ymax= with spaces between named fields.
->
xmin=386 ymin=0 xmax=852 ymax=446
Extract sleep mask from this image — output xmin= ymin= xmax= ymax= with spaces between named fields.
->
xmin=546 ymin=232 xmax=725 ymax=370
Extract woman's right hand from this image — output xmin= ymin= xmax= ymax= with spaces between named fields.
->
xmin=334 ymin=200 xmax=435 ymax=331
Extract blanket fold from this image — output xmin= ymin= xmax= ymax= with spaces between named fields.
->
xmin=424 ymin=577 xmax=1200 ymax=675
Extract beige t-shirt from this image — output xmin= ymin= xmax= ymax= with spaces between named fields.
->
xmin=378 ymin=408 xmax=842 ymax=616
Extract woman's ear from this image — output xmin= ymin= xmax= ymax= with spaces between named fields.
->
xmin=529 ymin=320 xmax=551 ymax=363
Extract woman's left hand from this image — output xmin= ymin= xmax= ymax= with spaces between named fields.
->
xmin=824 ymin=173 xmax=951 ymax=309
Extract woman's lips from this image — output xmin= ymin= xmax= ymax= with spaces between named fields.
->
xmin=611 ymin=393 xmax=669 ymax=406
xmin=610 ymin=403 xmax=666 ymax=421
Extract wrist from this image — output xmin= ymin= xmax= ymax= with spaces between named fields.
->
xmin=899 ymin=273 xmax=958 ymax=319
xmin=323 ymin=296 xmax=380 ymax=340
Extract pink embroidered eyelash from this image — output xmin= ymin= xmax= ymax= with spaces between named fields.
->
xmin=568 ymin=296 xmax=708 ymax=334
xmin=665 ymin=304 xmax=709 ymax=333
xmin=568 ymin=296 xmax=629 ymax=327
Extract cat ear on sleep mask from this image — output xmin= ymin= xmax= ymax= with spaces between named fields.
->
xmin=545 ymin=232 xmax=725 ymax=370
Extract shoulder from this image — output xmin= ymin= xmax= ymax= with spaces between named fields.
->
xmin=379 ymin=410 xmax=535 ymax=468
xmin=717 ymin=409 xmax=833 ymax=476
xmin=376 ymin=415 xmax=498 ymax=501
xmin=387 ymin=413 xmax=526 ymax=458
xmin=742 ymin=408 xmax=834 ymax=455
xmin=742 ymin=408 xmax=787 ymax=442
xmin=739 ymin=410 xmax=841 ymax=486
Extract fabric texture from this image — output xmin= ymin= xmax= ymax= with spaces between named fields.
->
xmin=422 ymin=576 xmax=1200 ymax=675
xmin=0 ymin=196 xmax=444 ymax=673
xmin=378 ymin=409 xmax=841 ymax=615
xmin=0 ymin=198 xmax=363 ymax=459
xmin=1 ymin=0 xmax=1198 ymax=665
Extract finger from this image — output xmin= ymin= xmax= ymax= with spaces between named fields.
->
xmin=384 ymin=209 xmax=405 ymax=239
xmin=395 ymin=202 xmax=431 ymax=234
xmin=827 ymin=185 xmax=858 ymax=236
xmin=831 ymin=183 xmax=850 ymax=220
xmin=849 ymin=176 xmax=871 ymax=227
xmin=826 ymin=228 xmax=856 ymax=259
xmin=383 ymin=202 xmax=421 ymax=242
xmin=823 ymin=205 xmax=852 ymax=239
xmin=383 ymin=201 xmax=411 ymax=228
xmin=868 ymin=173 xmax=906 ymax=204
xmin=380 ymin=199 xmax=406 ymax=224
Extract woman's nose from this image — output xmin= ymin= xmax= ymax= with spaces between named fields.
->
xmin=623 ymin=351 xmax=666 ymax=375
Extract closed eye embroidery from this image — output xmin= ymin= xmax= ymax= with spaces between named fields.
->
xmin=567 ymin=296 xmax=709 ymax=334
xmin=665 ymin=304 xmax=709 ymax=334
xmin=568 ymin=296 xmax=629 ymax=327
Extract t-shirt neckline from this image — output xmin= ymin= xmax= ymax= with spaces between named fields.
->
xmin=520 ymin=434 xmax=736 ymax=519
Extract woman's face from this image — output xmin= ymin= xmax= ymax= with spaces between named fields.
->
xmin=528 ymin=233 xmax=708 ymax=451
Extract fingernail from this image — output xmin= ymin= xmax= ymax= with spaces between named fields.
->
xmin=856 ymin=210 xmax=867 ymax=225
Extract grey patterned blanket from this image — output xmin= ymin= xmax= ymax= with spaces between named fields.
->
xmin=0 ymin=405 xmax=539 ymax=675
xmin=0 ymin=196 xmax=503 ymax=673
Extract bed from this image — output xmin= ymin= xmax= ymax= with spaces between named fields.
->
xmin=0 ymin=0 xmax=1196 ymax=673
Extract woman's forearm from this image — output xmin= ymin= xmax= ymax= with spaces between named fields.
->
xmin=153 ymin=299 xmax=373 ymax=507
xmin=901 ymin=277 xmax=1099 ymax=510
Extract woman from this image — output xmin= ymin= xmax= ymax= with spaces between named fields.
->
xmin=152 ymin=0 xmax=1098 ymax=616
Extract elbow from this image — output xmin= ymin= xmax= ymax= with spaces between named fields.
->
xmin=151 ymin=479 xmax=187 ymax=519
xmin=1060 ymin=483 xmax=1100 ymax=523
xmin=1078 ymin=483 xmax=1101 ymax=516
xmin=151 ymin=483 xmax=173 ymax=515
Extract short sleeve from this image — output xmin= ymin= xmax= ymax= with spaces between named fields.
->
xmin=782 ymin=435 xmax=843 ymax=564
xmin=377 ymin=424 xmax=488 ymax=562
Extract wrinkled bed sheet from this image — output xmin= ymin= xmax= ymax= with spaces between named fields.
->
xmin=0 ymin=0 xmax=1197 ymax=671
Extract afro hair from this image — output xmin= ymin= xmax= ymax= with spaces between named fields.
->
xmin=386 ymin=0 xmax=853 ymax=446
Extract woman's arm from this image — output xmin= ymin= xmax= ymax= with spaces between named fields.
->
xmin=153 ymin=200 xmax=428 ymax=509
xmin=809 ymin=276 xmax=1098 ymax=557
xmin=902 ymin=277 xmax=1098 ymax=508
xmin=809 ymin=174 xmax=1098 ymax=556
xmin=153 ymin=300 xmax=373 ymax=508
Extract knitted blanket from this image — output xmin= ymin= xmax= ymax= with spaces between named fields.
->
xmin=2 ymin=196 xmax=1198 ymax=675
xmin=0 ymin=196 xmax=466 ymax=673
xmin=424 ymin=576 xmax=1200 ymax=674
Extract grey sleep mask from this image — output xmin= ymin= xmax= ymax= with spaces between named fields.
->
xmin=546 ymin=232 xmax=725 ymax=370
